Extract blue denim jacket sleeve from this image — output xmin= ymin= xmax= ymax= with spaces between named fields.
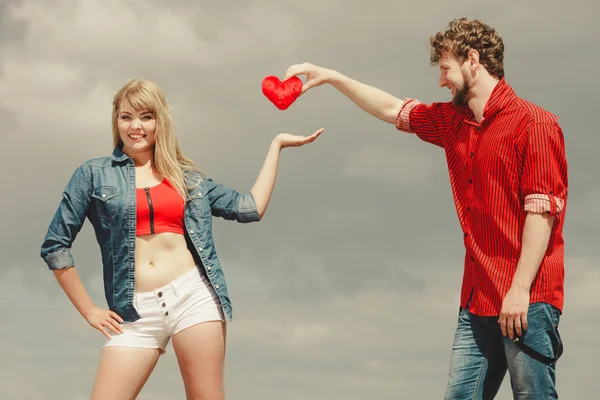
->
xmin=203 ymin=177 xmax=260 ymax=223
xmin=40 ymin=165 xmax=92 ymax=270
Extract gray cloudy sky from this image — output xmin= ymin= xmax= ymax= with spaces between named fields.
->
xmin=1 ymin=0 xmax=599 ymax=398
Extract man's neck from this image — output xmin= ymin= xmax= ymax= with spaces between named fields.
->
xmin=468 ymin=75 xmax=500 ymax=123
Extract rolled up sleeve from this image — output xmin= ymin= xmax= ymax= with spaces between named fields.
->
xmin=41 ymin=165 xmax=92 ymax=270
xmin=520 ymin=122 xmax=568 ymax=216
xmin=43 ymin=247 xmax=75 ymax=270
xmin=203 ymin=177 xmax=260 ymax=223
xmin=395 ymin=98 xmax=421 ymax=133
xmin=395 ymin=99 xmax=456 ymax=148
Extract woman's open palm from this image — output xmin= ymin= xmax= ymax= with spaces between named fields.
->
xmin=275 ymin=128 xmax=324 ymax=149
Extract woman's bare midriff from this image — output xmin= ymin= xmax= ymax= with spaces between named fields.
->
xmin=134 ymin=233 xmax=197 ymax=292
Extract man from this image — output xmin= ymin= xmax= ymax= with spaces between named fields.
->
xmin=285 ymin=18 xmax=568 ymax=399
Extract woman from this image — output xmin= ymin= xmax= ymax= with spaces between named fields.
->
xmin=40 ymin=78 xmax=323 ymax=400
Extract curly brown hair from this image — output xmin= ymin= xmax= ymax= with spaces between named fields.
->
xmin=429 ymin=18 xmax=505 ymax=79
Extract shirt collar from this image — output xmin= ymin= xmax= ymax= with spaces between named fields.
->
xmin=465 ymin=77 xmax=517 ymax=125
xmin=110 ymin=147 xmax=130 ymax=163
xmin=481 ymin=77 xmax=516 ymax=121
xmin=483 ymin=77 xmax=517 ymax=119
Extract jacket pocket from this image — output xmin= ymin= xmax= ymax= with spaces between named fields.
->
xmin=91 ymin=186 xmax=120 ymax=221
xmin=189 ymin=188 xmax=211 ymax=218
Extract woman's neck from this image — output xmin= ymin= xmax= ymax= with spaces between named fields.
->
xmin=124 ymin=148 xmax=153 ymax=167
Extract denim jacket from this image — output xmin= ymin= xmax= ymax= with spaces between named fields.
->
xmin=40 ymin=147 xmax=260 ymax=322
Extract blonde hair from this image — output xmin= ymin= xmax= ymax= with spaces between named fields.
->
xmin=112 ymin=78 xmax=204 ymax=199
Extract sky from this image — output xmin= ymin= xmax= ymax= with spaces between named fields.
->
xmin=1 ymin=0 xmax=599 ymax=398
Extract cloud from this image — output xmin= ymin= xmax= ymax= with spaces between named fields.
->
xmin=0 ymin=0 xmax=307 ymax=143
xmin=0 ymin=59 xmax=115 ymax=132
xmin=5 ymin=0 xmax=214 ymax=66
xmin=2 ymin=0 xmax=303 ymax=68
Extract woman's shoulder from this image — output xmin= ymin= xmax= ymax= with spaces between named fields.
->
xmin=71 ymin=157 xmax=113 ymax=178
xmin=183 ymin=168 xmax=208 ymax=184
xmin=66 ymin=154 xmax=121 ymax=184
xmin=80 ymin=156 xmax=113 ymax=168
xmin=79 ymin=147 xmax=130 ymax=169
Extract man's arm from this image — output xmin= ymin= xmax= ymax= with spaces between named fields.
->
xmin=499 ymin=212 xmax=554 ymax=339
xmin=285 ymin=63 xmax=404 ymax=124
xmin=285 ymin=63 xmax=453 ymax=148
xmin=499 ymin=121 xmax=568 ymax=340
xmin=328 ymin=71 xmax=405 ymax=124
xmin=512 ymin=213 xmax=555 ymax=290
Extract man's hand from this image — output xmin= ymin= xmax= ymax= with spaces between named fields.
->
xmin=499 ymin=284 xmax=530 ymax=340
xmin=284 ymin=63 xmax=336 ymax=95
xmin=285 ymin=62 xmax=404 ymax=124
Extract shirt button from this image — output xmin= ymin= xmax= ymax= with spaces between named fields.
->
xmin=470 ymin=256 xmax=475 ymax=261
xmin=470 ymin=152 xmax=474 ymax=157
xmin=157 ymin=292 xmax=163 ymax=298
xmin=464 ymin=233 xmax=469 ymax=237
xmin=468 ymin=179 xmax=473 ymax=184
xmin=466 ymin=207 xmax=470 ymax=211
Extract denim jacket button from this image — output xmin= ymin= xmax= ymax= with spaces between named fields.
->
xmin=198 ymin=247 xmax=203 ymax=251
xmin=102 ymin=194 xmax=106 ymax=198
xmin=207 ymin=266 xmax=211 ymax=271
xmin=190 ymin=230 xmax=194 ymax=234
xmin=215 ymin=284 xmax=219 ymax=289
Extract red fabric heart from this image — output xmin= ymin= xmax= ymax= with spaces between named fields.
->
xmin=261 ymin=76 xmax=302 ymax=110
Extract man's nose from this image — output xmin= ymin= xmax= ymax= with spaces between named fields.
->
xmin=439 ymin=75 xmax=447 ymax=88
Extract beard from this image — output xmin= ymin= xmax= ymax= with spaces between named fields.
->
xmin=451 ymin=70 xmax=472 ymax=106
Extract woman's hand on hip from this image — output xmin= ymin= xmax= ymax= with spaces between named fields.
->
xmin=83 ymin=306 xmax=124 ymax=339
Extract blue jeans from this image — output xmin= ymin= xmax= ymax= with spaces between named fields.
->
xmin=444 ymin=302 xmax=563 ymax=399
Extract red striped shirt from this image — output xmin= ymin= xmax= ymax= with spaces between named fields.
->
xmin=396 ymin=78 xmax=568 ymax=316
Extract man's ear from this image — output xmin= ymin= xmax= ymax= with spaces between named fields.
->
xmin=467 ymin=49 xmax=480 ymax=70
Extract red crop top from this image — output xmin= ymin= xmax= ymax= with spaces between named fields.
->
xmin=136 ymin=178 xmax=185 ymax=236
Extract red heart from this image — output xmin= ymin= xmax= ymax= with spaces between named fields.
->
xmin=261 ymin=76 xmax=302 ymax=110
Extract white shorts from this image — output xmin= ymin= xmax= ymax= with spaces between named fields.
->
xmin=104 ymin=266 xmax=224 ymax=354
